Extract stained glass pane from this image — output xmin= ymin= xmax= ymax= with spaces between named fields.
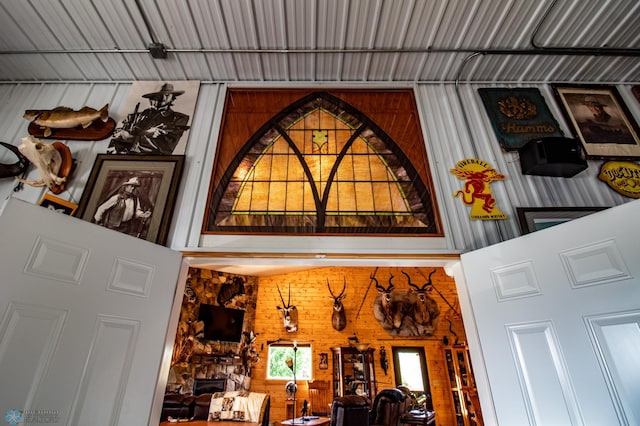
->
xmin=209 ymin=92 xmax=437 ymax=234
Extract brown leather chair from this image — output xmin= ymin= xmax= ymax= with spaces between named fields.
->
xmin=160 ymin=393 xmax=195 ymax=421
xmin=369 ymin=388 xmax=410 ymax=426
xmin=330 ymin=395 xmax=370 ymax=426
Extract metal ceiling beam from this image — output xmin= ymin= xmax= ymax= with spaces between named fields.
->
xmin=1 ymin=46 xmax=638 ymax=57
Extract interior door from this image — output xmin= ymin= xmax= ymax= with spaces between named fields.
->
xmin=460 ymin=200 xmax=640 ymax=425
xmin=0 ymin=198 xmax=182 ymax=426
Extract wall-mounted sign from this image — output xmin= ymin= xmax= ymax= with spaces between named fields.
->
xmin=450 ymin=158 xmax=507 ymax=220
xmin=598 ymin=161 xmax=640 ymax=199
xmin=478 ymin=88 xmax=564 ymax=151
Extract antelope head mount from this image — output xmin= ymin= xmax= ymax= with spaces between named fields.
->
xmin=276 ymin=283 xmax=298 ymax=332
xmin=403 ymin=269 xmax=435 ymax=304
xmin=403 ymin=269 xmax=440 ymax=333
xmin=374 ymin=273 xmax=403 ymax=330
xmin=328 ymin=277 xmax=347 ymax=331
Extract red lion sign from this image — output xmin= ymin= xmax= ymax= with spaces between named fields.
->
xmin=450 ymin=158 xmax=507 ymax=220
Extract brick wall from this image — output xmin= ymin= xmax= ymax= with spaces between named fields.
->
xmin=249 ymin=266 xmax=469 ymax=426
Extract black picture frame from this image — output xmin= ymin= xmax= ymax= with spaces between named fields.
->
xmin=76 ymin=154 xmax=184 ymax=245
xmin=552 ymin=84 xmax=640 ymax=159
xmin=516 ymin=207 xmax=607 ymax=234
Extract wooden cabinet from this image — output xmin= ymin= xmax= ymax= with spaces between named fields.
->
xmin=444 ymin=346 xmax=483 ymax=426
xmin=332 ymin=346 xmax=377 ymax=400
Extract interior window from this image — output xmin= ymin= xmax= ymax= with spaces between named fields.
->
xmin=392 ymin=346 xmax=433 ymax=409
xmin=267 ymin=344 xmax=312 ymax=380
xmin=206 ymin=91 xmax=439 ymax=235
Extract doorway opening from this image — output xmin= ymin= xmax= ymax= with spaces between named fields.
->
xmin=392 ymin=346 xmax=433 ymax=410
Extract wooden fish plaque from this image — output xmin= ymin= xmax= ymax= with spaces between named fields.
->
xmin=28 ymin=118 xmax=116 ymax=140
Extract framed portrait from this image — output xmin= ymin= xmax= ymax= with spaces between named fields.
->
xmin=478 ymin=87 xmax=564 ymax=151
xmin=76 ymin=154 xmax=184 ymax=245
xmin=516 ymin=207 xmax=607 ymax=234
xmin=39 ymin=193 xmax=78 ymax=215
xmin=552 ymin=84 xmax=640 ymax=159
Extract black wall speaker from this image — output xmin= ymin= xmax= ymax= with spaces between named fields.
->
xmin=518 ymin=137 xmax=588 ymax=178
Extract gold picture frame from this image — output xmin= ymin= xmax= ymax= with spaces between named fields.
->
xmin=39 ymin=193 xmax=78 ymax=215
xmin=552 ymin=84 xmax=640 ymax=159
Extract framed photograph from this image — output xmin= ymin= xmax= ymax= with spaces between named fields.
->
xmin=552 ymin=84 xmax=640 ymax=159
xmin=516 ymin=207 xmax=607 ymax=234
xmin=478 ymin=87 xmax=564 ymax=151
xmin=39 ymin=193 xmax=78 ymax=215
xmin=76 ymin=154 xmax=184 ymax=245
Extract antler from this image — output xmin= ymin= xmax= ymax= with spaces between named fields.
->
xmin=402 ymin=270 xmax=420 ymax=291
xmin=328 ymin=278 xmax=347 ymax=299
xmin=423 ymin=269 xmax=436 ymax=289
xmin=386 ymin=273 xmax=395 ymax=292
xmin=372 ymin=274 xmax=383 ymax=292
xmin=276 ymin=284 xmax=287 ymax=307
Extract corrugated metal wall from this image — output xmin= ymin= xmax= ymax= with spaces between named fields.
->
xmin=0 ymin=82 xmax=635 ymax=253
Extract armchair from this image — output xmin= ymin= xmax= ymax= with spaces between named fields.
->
xmin=329 ymin=395 xmax=370 ymax=426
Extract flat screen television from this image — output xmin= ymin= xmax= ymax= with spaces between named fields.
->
xmin=198 ymin=304 xmax=245 ymax=343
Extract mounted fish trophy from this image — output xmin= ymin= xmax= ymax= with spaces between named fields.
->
xmin=15 ymin=135 xmax=74 ymax=194
xmin=23 ymin=104 xmax=115 ymax=140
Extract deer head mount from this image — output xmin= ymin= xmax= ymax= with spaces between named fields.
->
xmin=276 ymin=283 xmax=298 ymax=332
xmin=328 ymin=278 xmax=347 ymax=331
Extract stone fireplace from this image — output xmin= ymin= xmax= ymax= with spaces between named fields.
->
xmin=166 ymin=268 xmax=259 ymax=395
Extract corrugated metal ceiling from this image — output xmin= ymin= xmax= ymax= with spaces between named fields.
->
xmin=0 ymin=0 xmax=638 ymax=83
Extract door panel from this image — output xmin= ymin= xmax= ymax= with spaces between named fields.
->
xmin=461 ymin=200 xmax=640 ymax=426
xmin=0 ymin=199 xmax=181 ymax=425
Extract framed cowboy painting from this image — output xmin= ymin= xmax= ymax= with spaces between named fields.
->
xmin=552 ymin=84 xmax=640 ymax=159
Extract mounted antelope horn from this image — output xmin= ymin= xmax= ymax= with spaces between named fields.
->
xmin=402 ymin=270 xmax=420 ymax=291
xmin=372 ymin=274 xmax=382 ymax=291
xmin=424 ymin=269 xmax=437 ymax=289
xmin=277 ymin=284 xmax=287 ymax=306
xmin=387 ymin=273 xmax=395 ymax=291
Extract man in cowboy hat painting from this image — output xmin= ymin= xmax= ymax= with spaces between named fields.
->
xmin=108 ymin=82 xmax=190 ymax=154
xmin=578 ymin=95 xmax=635 ymax=145
xmin=94 ymin=176 xmax=153 ymax=237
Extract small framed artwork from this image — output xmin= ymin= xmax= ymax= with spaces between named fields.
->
xmin=39 ymin=193 xmax=78 ymax=215
xmin=319 ymin=353 xmax=328 ymax=370
xmin=552 ymin=84 xmax=640 ymax=159
xmin=76 ymin=154 xmax=184 ymax=245
xmin=516 ymin=207 xmax=607 ymax=234
xmin=478 ymin=87 xmax=564 ymax=151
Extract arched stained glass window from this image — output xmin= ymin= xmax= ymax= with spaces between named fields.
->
xmin=206 ymin=91 xmax=438 ymax=235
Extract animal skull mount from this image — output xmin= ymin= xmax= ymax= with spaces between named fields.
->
xmin=16 ymin=135 xmax=73 ymax=194
xmin=328 ymin=277 xmax=347 ymax=331
xmin=276 ymin=283 xmax=298 ymax=333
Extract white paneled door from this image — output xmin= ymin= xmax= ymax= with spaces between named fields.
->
xmin=0 ymin=199 xmax=182 ymax=426
xmin=460 ymin=200 xmax=640 ymax=425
